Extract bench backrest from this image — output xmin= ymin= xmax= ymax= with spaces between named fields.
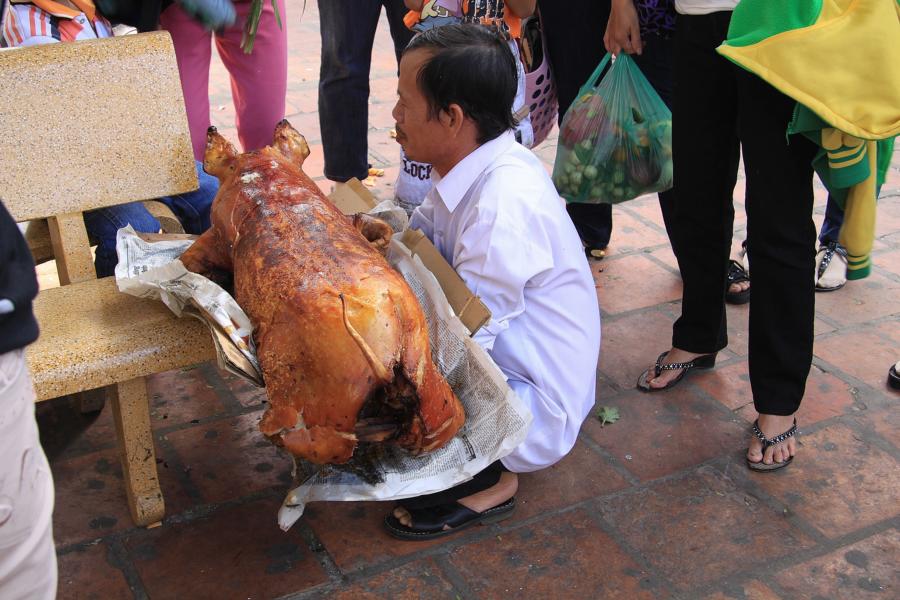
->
xmin=0 ymin=32 xmax=197 ymax=283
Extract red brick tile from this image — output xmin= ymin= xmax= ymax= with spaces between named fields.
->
xmin=693 ymin=360 xmax=753 ymax=411
xmin=873 ymin=248 xmax=900 ymax=278
xmin=449 ymin=508 xmax=663 ymax=599
xmin=218 ymin=370 xmax=267 ymax=409
xmin=50 ymin=445 xmax=192 ymax=546
xmin=511 ymin=441 xmax=630 ymax=521
xmin=597 ymin=466 xmax=816 ymax=591
xmin=702 ymin=580 xmax=783 ymax=600
xmin=750 ymin=424 xmax=900 ymax=538
xmin=649 ymin=244 xmax=678 ymax=271
xmin=773 ymin=529 xmax=900 ymax=599
xmin=814 ymin=317 xmax=837 ymax=336
xmin=281 ymin=111 xmax=322 ymax=144
xmin=853 ymin=405 xmax=900 ymax=450
xmin=596 ymin=254 xmax=682 ymax=315
xmin=164 ymin=411 xmax=292 ymax=505
xmin=724 ymin=306 xmax=750 ymax=357
xmin=36 ymin=395 xmax=117 ymax=460
xmin=733 ymin=365 xmax=856 ymax=427
xmin=608 ymin=209 xmax=672 ymax=254
xmin=813 ymin=271 xmax=900 ymax=327
xmin=328 ymin=558 xmax=459 ymax=600
xmin=598 ymin=309 xmax=679 ymax=389
xmin=57 ymin=543 xmax=133 ymax=600
xmin=622 ymin=193 xmax=668 ymax=231
xmin=146 ymin=367 xmax=226 ymax=430
xmin=814 ymin=328 xmax=900 ymax=390
xmin=874 ymin=196 xmax=900 ymax=240
xmin=126 ymin=497 xmax=328 ymax=599
xmin=301 ymin=142 xmax=326 ymax=180
xmin=304 ymin=500 xmax=453 ymax=573
xmin=583 ymin=389 xmax=745 ymax=481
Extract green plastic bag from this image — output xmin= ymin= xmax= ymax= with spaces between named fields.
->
xmin=553 ymin=53 xmax=673 ymax=204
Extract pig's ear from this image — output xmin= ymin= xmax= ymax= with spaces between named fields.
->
xmin=272 ymin=119 xmax=310 ymax=167
xmin=204 ymin=127 xmax=238 ymax=180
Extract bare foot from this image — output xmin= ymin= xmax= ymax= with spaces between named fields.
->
xmin=392 ymin=472 xmax=518 ymax=528
xmin=747 ymin=414 xmax=797 ymax=466
xmin=728 ymin=280 xmax=750 ymax=296
xmin=640 ymin=348 xmax=712 ymax=390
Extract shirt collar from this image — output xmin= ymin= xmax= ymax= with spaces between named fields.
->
xmin=432 ymin=130 xmax=516 ymax=213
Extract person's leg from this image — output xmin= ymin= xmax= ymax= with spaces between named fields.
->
xmin=317 ymin=0 xmax=383 ymax=182
xmin=814 ymin=193 xmax=848 ymax=290
xmin=737 ymin=66 xmax=817 ymax=467
xmin=539 ymin=0 xmax=613 ymax=251
xmin=381 ymin=0 xmax=415 ymax=63
xmin=157 ymin=160 xmax=219 ymax=234
xmin=215 ymin=0 xmax=288 ymax=153
xmin=0 ymin=350 xmax=57 ymax=600
xmin=83 ymin=203 xmax=161 ymax=277
xmin=819 ymin=193 xmax=843 ymax=245
xmin=159 ymin=4 xmax=214 ymax=162
xmin=640 ymin=12 xmax=740 ymax=390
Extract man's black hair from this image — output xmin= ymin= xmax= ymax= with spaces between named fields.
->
xmin=405 ymin=24 xmax=517 ymax=144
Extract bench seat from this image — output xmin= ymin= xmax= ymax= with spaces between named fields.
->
xmin=28 ymin=277 xmax=216 ymax=401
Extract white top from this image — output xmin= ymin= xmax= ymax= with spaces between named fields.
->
xmin=410 ymin=131 xmax=601 ymax=473
xmin=674 ymin=0 xmax=738 ymax=15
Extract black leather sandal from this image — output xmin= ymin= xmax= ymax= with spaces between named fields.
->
xmin=636 ymin=351 xmax=717 ymax=392
xmin=725 ymin=260 xmax=750 ymax=305
xmin=888 ymin=362 xmax=900 ymax=390
xmin=747 ymin=418 xmax=798 ymax=472
xmin=383 ymin=497 xmax=516 ymax=541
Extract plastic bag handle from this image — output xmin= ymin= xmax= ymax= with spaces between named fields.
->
xmin=583 ymin=52 xmax=614 ymax=91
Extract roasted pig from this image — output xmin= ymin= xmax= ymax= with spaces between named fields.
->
xmin=180 ymin=121 xmax=465 ymax=464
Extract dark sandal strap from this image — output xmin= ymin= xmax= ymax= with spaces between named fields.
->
xmin=726 ymin=260 xmax=749 ymax=285
xmin=654 ymin=352 xmax=702 ymax=376
xmin=751 ymin=418 xmax=798 ymax=449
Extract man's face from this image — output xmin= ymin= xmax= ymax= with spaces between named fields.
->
xmin=392 ymin=49 xmax=448 ymax=164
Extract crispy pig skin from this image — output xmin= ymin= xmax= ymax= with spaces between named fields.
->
xmin=180 ymin=121 xmax=465 ymax=464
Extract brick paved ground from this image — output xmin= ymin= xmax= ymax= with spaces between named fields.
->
xmin=39 ymin=1 xmax=900 ymax=598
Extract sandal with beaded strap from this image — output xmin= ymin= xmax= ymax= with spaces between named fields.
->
xmin=747 ymin=418 xmax=798 ymax=472
xmin=636 ymin=351 xmax=717 ymax=392
xmin=725 ymin=259 xmax=750 ymax=305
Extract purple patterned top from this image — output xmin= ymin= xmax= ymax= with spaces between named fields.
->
xmin=635 ymin=0 xmax=676 ymax=38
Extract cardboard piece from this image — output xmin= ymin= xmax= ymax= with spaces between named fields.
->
xmin=331 ymin=179 xmax=491 ymax=336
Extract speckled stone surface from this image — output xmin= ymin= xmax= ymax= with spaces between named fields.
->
xmin=27 ymin=277 xmax=216 ymax=401
xmin=0 ymin=32 xmax=197 ymax=222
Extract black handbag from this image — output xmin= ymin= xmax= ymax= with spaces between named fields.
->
xmin=93 ymin=0 xmax=165 ymax=31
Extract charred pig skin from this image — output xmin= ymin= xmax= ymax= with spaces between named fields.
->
xmin=180 ymin=121 xmax=465 ymax=464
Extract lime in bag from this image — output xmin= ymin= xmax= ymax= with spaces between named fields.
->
xmin=553 ymin=53 xmax=672 ymax=204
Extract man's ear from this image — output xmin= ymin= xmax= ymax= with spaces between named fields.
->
xmin=440 ymin=103 xmax=466 ymax=135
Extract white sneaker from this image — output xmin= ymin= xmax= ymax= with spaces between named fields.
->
xmin=815 ymin=241 xmax=848 ymax=291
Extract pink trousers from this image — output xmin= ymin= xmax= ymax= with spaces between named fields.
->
xmin=160 ymin=0 xmax=288 ymax=161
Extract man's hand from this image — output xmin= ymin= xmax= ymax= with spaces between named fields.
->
xmin=179 ymin=0 xmax=236 ymax=31
xmin=604 ymin=0 xmax=643 ymax=55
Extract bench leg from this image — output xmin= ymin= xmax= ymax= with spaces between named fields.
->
xmin=108 ymin=377 xmax=165 ymax=527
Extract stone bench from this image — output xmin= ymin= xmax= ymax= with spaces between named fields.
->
xmin=0 ymin=32 xmax=217 ymax=527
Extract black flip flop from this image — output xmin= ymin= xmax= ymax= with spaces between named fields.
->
xmin=889 ymin=363 xmax=900 ymax=390
xmin=725 ymin=260 xmax=750 ymax=305
xmin=747 ymin=418 xmax=798 ymax=472
xmin=636 ymin=351 xmax=717 ymax=392
xmin=384 ymin=497 xmax=516 ymax=541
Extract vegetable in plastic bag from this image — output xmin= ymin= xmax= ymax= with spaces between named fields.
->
xmin=552 ymin=53 xmax=672 ymax=204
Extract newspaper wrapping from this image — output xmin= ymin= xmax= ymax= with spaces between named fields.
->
xmin=114 ymin=223 xmax=532 ymax=531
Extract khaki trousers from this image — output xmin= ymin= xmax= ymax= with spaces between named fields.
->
xmin=0 ymin=349 xmax=57 ymax=600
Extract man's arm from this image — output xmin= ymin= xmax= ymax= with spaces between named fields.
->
xmin=453 ymin=216 xmax=553 ymax=352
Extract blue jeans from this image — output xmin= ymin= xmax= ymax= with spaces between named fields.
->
xmin=317 ymin=0 xmax=413 ymax=182
xmin=83 ymin=161 xmax=218 ymax=277
xmin=818 ymin=194 xmax=843 ymax=245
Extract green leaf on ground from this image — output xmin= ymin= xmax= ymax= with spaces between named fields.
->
xmin=596 ymin=406 xmax=620 ymax=427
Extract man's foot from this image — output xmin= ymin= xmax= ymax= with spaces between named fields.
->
xmin=815 ymin=241 xmax=848 ymax=292
xmin=747 ymin=414 xmax=798 ymax=471
xmin=391 ymin=471 xmax=518 ymax=528
xmin=636 ymin=348 xmax=717 ymax=392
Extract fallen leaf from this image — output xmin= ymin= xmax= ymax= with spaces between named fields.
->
xmin=596 ymin=405 xmax=620 ymax=426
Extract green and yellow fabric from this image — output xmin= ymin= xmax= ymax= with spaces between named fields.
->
xmin=717 ymin=0 xmax=900 ymax=279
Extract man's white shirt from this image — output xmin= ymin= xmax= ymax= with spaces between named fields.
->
xmin=410 ymin=131 xmax=601 ymax=472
